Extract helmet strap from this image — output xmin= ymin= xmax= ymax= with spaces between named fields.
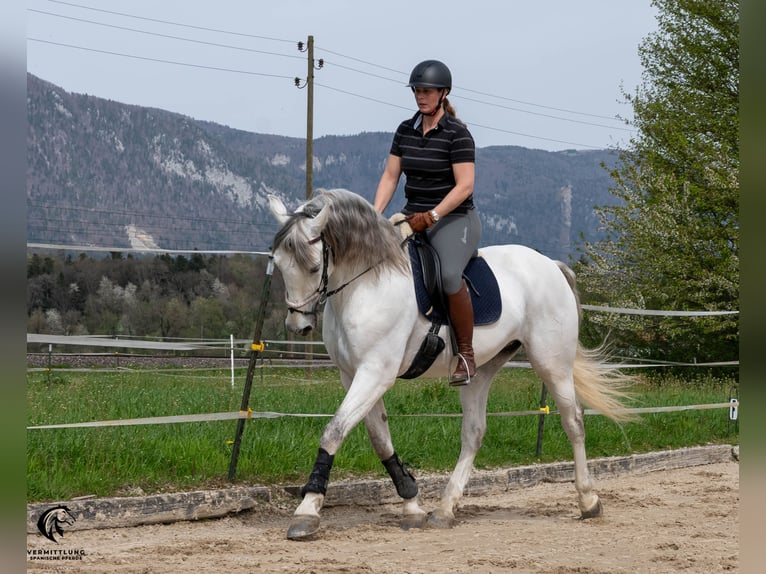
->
xmin=429 ymin=90 xmax=446 ymax=116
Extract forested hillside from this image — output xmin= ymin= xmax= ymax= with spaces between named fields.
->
xmin=27 ymin=73 xmax=624 ymax=341
xmin=27 ymin=251 xmax=287 ymax=342
xmin=27 ymin=73 xmax=621 ymax=261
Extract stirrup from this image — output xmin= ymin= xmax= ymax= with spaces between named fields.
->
xmin=448 ymin=354 xmax=473 ymax=387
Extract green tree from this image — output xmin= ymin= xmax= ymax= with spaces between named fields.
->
xmin=577 ymin=0 xmax=739 ymax=366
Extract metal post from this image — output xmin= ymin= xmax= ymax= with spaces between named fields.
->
xmin=47 ymin=343 xmax=52 ymax=387
xmin=535 ymin=385 xmax=548 ymax=458
xmin=228 ymin=256 xmax=275 ymax=480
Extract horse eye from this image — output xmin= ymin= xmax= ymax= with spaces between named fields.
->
xmin=309 ymin=265 xmax=320 ymax=274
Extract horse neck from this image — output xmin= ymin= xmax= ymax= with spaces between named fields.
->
xmin=327 ymin=257 xmax=410 ymax=304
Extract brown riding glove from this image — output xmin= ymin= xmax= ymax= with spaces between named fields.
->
xmin=405 ymin=211 xmax=436 ymax=233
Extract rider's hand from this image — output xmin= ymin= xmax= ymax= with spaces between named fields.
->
xmin=406 ymin=211 xmax=436 ymax=233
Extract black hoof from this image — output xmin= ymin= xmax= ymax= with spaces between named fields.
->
xmin=580 ymin=498 xmax=603 ymax=519
xmin=287 ymin=515 xmax=321 ymax=540
xmin=400 ymin=513 xmax=428 ymax=531
xmin=427 ymin=509 xmax=455 ymax=529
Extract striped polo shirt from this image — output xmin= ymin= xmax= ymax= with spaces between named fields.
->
xmin=390 ymin=111 xmax=476 ymax=213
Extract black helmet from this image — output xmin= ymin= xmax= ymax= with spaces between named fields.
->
xmin=407 ymin=60 xmax=452 ymax=93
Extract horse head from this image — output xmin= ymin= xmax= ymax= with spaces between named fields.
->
xmin=268 ymin=194 xmax=331 ymax=336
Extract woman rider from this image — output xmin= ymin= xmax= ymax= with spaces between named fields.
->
xmin=374 ymin=59 xmax=481 ymax=385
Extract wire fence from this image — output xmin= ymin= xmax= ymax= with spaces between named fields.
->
xmin=26 ymin=326 xmax=740 ymax=432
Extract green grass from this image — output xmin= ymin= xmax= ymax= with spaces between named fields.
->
xmin=26 ymin=367 xmax=738 ymax=502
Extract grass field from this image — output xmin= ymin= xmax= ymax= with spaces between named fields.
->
xmin=26 ymin=366 xmax=739 ymax=503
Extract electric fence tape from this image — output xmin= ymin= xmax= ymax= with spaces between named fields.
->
xmin=26 ymin=400 xmax=738 ymax=430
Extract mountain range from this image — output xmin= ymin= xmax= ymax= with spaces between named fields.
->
xmin=26 ymin=73 xmax=622 ymax=261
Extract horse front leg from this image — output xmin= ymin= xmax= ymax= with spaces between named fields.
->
xmin=363 ymin=399 xmax=427 ymax=530
xmin=287 ymin=365 xmax=399 ymax=540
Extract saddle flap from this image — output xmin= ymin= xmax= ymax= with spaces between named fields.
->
xmin=408 ymin=239 xmax=502 ymax=326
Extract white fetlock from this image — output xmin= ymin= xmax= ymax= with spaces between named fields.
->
xmin=294 ymin=491 xmax=324 ymax=517
xmin=400 ymin=497 xmax=427 ymax=530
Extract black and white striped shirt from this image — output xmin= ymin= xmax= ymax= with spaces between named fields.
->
xmin=390 ymin=111 xmax=476 ymax=213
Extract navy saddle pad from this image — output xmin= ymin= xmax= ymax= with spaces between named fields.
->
xmin=407 ymin=239 xmax=502 ymax=326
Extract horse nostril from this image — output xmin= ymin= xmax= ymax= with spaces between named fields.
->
xmin=299 ymin=325 xmax=313 ymax=336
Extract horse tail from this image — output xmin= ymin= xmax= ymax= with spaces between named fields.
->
xmin=555 ymin=261 xmax=582 ymax=322
xmin=573 ymin=343 xmax=637 ymax=423
xmin=556 ymin=260 xmax=636 ymax=423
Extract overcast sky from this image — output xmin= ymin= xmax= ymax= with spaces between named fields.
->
xmin=26 ymin=0 xmax=658 ymax=152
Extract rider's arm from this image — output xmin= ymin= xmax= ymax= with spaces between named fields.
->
xmin=432 ymin=161 xmax=475 ymax=219
xmin=374 ymin=154 xmax=402 ymax=213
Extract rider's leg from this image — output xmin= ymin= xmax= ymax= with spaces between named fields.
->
xmin=427 ymin=209 xmax=481 ymax=385
xmin=447 ymin=280 xmax=475 ymax=384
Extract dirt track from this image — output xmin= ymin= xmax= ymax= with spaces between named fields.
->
xmin=26 ymin=460 xmax=738 ymax=573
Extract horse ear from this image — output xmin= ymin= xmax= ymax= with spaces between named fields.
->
xmin=304 ymin=204 xmax=331 ymax=238
xmin=268 ymin=195 xmax=290 ymax=225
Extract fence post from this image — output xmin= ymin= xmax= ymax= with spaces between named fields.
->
xmin=535 ymin=385 xmax=548 ymax=458
xmin=230 ymin=334 xmax=234 ymax=388
xmin=228 ymin=256 xmax=274 ymax=480
xmin=47 ymin=343 xmax=52 ymax=387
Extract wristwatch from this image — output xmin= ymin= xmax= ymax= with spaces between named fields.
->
xmin=429 ymin=209 xmax=440 ymax=223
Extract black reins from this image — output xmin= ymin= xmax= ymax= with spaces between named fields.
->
xmin=285 ymin=233 xmax=375 ymax=317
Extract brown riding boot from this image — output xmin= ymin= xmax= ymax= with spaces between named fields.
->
xmin=446 ymin=281 xmax=476 ymax=386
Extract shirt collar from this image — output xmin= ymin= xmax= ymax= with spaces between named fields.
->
xmin=411 ymin=110 xmax=449 ymax=131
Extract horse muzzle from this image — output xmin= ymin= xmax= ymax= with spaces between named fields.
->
xmin=285 ymin=307 xmax=317 ymax=336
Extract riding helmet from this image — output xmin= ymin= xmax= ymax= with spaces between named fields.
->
xmin=407 ymin=60 xmax=452 ymax=93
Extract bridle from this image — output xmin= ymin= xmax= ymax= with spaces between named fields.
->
xmin=284 ymin=233 xmax=375 ymax=317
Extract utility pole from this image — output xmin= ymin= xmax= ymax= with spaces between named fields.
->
xmin=296 ymin=36 xmax=323 ymax=200
xmin=305 ymin=35 xmax=314 ymax=200
xmin=296 ymin=36 xmax=323 ymax=379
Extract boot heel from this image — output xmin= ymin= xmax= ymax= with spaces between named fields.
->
xmin=449 ymin=354 xmax=473 ymax=386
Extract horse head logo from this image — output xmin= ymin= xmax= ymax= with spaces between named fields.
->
xmin=36 ymin=505 xmax=76 ymax=543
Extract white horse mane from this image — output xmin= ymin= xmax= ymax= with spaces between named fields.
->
xmin=272 ymin=188 xmax=409 ymax=276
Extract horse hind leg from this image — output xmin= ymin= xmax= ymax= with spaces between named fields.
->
xmin=535 ymin=367 xmax=602 ymax=519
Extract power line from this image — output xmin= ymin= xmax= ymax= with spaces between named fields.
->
xmin=44 ymin=0 xmax=296 ymax=45
xmin=454 ymin=94 xmax=633 ymax=132
xmin=315 ymin=82 xmax=411 ymax=112
xmin=456 ymin=86 xmax=627 ymax=123
xmin=26 ymin=201 xmax=279 ymax=228
xmin=316 ymin=46 xmax=408 ymax=77
xmin=27 ymin=38 xmax=296 ymax=80
xmin=314 ymin=83 xmax=604 ymax=149
xmin=464 ymin=121 xmax=603 ymax=150
xmin=28 ymin=34 xmax=626 ymax=147
xmin=317 ymin=56 xmax=630 ymax=132
xmin=30 ymin=2 xmax=627 ymax=143
xmin=30 ymin=8 xmax=304 ymax=62
xmin=315 ymin=44 xmax=626 ymax=123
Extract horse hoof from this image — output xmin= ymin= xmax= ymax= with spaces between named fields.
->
xmin=427 ymin=509 xmax=455 ymax=529
xmin=400 ymin=513 xmax=427 ymax=531
xmin=286 ymin=515 xmax=321 ymax=540
xmin=580 ymin=498 xmax=603 ymax=519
